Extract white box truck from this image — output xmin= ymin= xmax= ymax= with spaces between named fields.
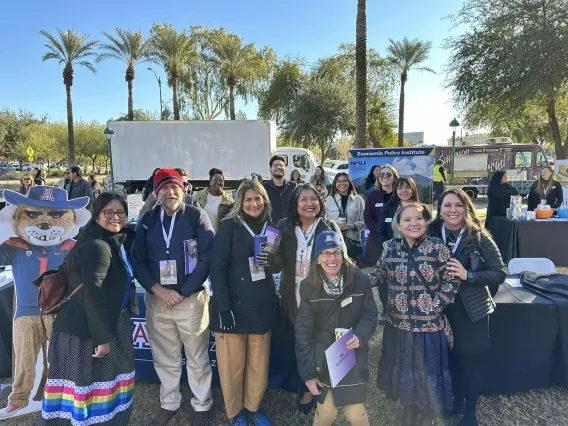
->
xmin=106 ymin=120 xmax=337 ymax=193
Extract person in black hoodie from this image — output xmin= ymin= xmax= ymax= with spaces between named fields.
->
xmin=210 ymin=179 xmax=280 ymax=426
xmin=295 ymin=231 xmax=377 ymax=426
xmin=274 ymin=183 xmax=347 ymax=414
xmin=375 ymin=176 xmax=431 ymax=324
xmin=428 ymin=189 xmax=506 ymax=426
xmin=143 ymin=168 xmax=160 ymax=201
xmin=527 ymin=165 xmax=563 ymax=211
xmin=263 ymin=155 xmax=297 ymax=224
xmin=485 ymin=171 xmax=518 ymax=227
xmin=40 ymin=193 xmax=137 ymax=426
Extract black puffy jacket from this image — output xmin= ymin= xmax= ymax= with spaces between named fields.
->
xmin=295 ymin=269 xmax=378 ymax=407
xmin=427 ymin=221 xmax=506 ymax=353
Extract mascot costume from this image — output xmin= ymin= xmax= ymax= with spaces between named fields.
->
xmin=0 ymin=186 xmax=90 ymax=419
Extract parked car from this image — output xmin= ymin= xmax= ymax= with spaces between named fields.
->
xmin=331 ymin=161 xmax=349 ymax=171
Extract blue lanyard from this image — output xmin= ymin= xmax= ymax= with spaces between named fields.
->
xmin=120 ymin=245 xmax=134 ymax=282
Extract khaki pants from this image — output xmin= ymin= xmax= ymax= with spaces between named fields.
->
xmin=145 ymin=290 xmax=213 ymax=412
xmin=9 ymin=315 xmax=54 ymax=408
xmin=313 ymin=389 xmax=370 ymax=426
xmin=215 ymin=332 xmax=271 ymax=419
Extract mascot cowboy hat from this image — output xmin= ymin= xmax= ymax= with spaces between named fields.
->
xmin=0 ymin=186 xmax=90 ymax=247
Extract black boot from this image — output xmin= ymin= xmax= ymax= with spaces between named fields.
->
xmin=458 ymin=410 xmax=479 ymax=426
xmin=401 ymin=406 xmax=418 ymax=426
xmin=418 ymin=412 xmax=434 ymax=426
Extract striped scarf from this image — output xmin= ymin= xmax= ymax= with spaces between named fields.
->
xmin=322 ymin=273 xmax=343 ymax=296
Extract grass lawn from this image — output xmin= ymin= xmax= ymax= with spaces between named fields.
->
xmin=2 ymin=270 xmax=567 ymax=426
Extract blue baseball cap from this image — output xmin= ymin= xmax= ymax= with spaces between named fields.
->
xmin=314 ymin=231 xmax=344 ymax=257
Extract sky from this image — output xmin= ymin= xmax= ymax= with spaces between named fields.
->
xmin=0 ymin=0 xmax=465 ymax=146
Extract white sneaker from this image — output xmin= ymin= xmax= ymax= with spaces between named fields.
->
xmin=0 ymin=404 xmax=23 ymax=418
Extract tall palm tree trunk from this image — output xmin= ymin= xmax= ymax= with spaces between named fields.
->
xmin=397 ymin=72 xmax=407 ymax=147
xmin=66 ymin=83 xmax=76 ymax=166
xmin=172 ymin=78 xmax=180 ymax=121
xmin=355 ymin=0 xmax=368 ymax=148
xmin=228 ymin=74 xmax=236 ymax=120
xmin=126 ymin=65 xmax=135 ymax=121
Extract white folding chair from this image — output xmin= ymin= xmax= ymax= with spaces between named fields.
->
xmin=508 ymin=258 xmax=556 ymax=274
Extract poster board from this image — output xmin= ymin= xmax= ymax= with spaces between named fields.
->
xmin=348 ymin=147 xmax=436 ymax=210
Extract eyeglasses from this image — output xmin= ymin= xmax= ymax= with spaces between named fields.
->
xmin=102 ymin=210 xmax=126 ymax=219
xmin=23 ymin=178 xmax=31 ymax=182
xmin=319 ymin=250 xmax=343 ymax=259
xmin=379 ymin=172 xmax=393 ymax=178
xmin=336 ymin=179 xmax=349 ymax=184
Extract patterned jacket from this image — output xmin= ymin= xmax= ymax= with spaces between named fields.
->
xmin=373 ymin=234 xmax=460 ymax=333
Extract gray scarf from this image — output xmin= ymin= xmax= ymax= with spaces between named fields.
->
xmin=322 ymin=273 xmax=343 ymax=297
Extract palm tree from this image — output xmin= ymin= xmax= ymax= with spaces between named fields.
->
xmin=97 ymin=29 xmax=153 ymax=121
xmin=355 ymin=0 xmax=368 ymax=148
xmin=149 ymin=24 xmax=195 ymax=120
xmin=387 ymin=37 xmax=435 ymax=147
xmin=212 ymin=32 xmax=269 ymax=120
xmin=40 ymin=29 xmax=98 ymax=165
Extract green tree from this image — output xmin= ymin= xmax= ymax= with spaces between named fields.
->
xmin=355 ymin=0 xmax=368 ymax=148
xmin=75 ymin=121 xmax=106 ymax=171
xmin=387 ymin=37 xmax=435 ymax=147
xmin=446 ymin=0 xmax=568 ymax=158
xmin=0 ymin=109 xmax=46 ymax=161
xmin=97 ymin=29 xmax=153 ymax=121
xmin=149 ymin=24 xmax=195 ymax=120
xmin=39 ymin=29 xmax=98 ymax=165
xmin=114 ymin=109 xmax=159 ymax=121
xmin=179 ymin=26 xmax=229 ymax=120
xmin=281 ymin=77 xmax=355 ymax=164
xmin=211 ymin=30 xmax=274 ymax=120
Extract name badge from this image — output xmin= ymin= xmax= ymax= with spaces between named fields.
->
xmin=375 ymin=203 xmax=384 ymax=207
xmin=159 ymin=260 xmax=177 ymax=286
xmin=341 ymin=296 xmax=352 ymax=307
xmin=385 ymin=217 xmax=393 ymax=223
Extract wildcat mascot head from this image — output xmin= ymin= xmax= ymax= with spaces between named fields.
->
xmin=0 ymin=186 xmax=90 ymax=246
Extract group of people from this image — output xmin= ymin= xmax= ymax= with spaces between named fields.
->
xmin=25 ymin=154 xmax=513 ymax=426
xmin=19 ymin=166 xmax=101 ymax=207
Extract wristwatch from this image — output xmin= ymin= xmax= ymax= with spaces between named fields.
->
xmin=467 ymin=271 xmax=474 ymax=282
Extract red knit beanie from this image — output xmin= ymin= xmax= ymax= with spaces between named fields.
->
xmin=153 ymin=169 xmax=184 ymax=194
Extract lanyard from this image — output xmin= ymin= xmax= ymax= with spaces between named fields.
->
xmin=120 ymin=245 xmax=134 ymax=282
xmin=160 ymin=208 xmax=177 ymax=253
xmin=242 ymin=221 xmax=268 ymax=238
xmin=542 ymin=184 xmax=549 ymax=199
xmin=297 ymin=218 xmax=321 ymax=251
xmin=441 ymin=226 xmax=465 ymax=255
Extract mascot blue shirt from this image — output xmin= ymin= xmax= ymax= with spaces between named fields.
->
xmin=0 ymin=186 xmax=90 ymax=319
xmin=0 ymin=239 xmax=75 ymax=318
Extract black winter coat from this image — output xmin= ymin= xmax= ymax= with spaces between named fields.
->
xmin=295 ymin=269 xmax=378 ymax=407
xmin=428 ymin=221 xmax=506 ymax=354
xmin=527 ymin=180 xmax=563 ymax=211
xmin=53 ymin=222 xmax=136 ymax=346
xmin=275 ymin=217 xmax=347 ymax=326
xmin=377 ymin=200 xmax=431 ymax=256
xmin=486 ymin=182 xmax=518 ymax=226
xmin=209 ymin=217 xmax=281 ymax=335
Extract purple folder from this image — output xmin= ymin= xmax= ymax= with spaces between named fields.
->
xmin=325 ymin=328 xmax=356 ymax=388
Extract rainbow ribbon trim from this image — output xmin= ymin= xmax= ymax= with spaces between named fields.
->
xmin=42 ymin=371 xmax=135 ymax=425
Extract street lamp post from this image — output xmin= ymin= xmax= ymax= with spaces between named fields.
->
xmin=104 ymin=124 xmax=115 ymax=193
xmin=147 ymin=67 xmax=163 ymax=120
xmin=449 ymin=118 xmax=460 ymax=186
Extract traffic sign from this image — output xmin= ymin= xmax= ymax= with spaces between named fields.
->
xmin=28 ymin=156 xmax=33 ymax=162
xmin=26 ymin=146 xmax=35 ymax=157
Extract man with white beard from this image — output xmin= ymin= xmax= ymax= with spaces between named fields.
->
xmin=132 ymin=168 xmax=214 ymax=426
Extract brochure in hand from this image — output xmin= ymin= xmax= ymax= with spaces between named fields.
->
xmin=265 ymin=226 xmax=283 ymax=254
xmin=325 ymin=328 xmax=356 ymax=388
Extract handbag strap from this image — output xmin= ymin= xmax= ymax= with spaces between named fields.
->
xmin=42 ymin=283 xmax=84 ymax=315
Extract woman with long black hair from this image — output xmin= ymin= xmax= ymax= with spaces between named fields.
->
xmin=428 ymin=189 xmax=505 ymax=426
xmin=41 ymin=193 xmax=137 ymax=425
xmin=485 ymin=171 xmax=518 ymax=227
xmin=276 ymin=183 xmax=346 ymax=414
